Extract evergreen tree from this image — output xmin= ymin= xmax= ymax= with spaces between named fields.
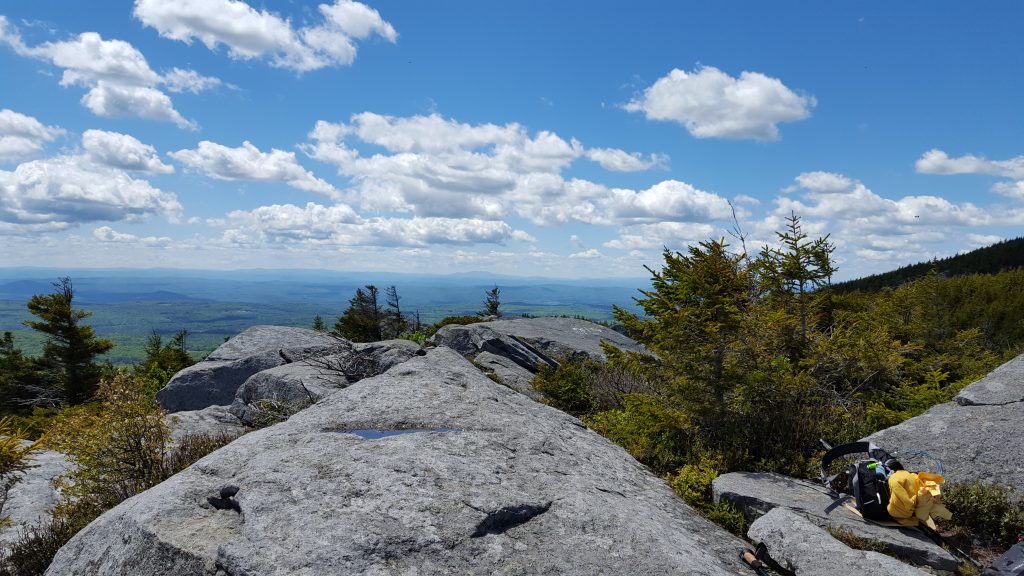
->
xmin=23 ymin=278 xmax=113 ymax=405
xmin=311 ymin=315 xmax=326 ymax=332
xmin=483 ymin=286 xmax=502 ymax=317
xmin=332 ymin=285 xmax=383 ymax=342
xmin=382 ymin=285 xmax=408 ymax=339
xmin=0 ymin=332 xmax=44 ymax=411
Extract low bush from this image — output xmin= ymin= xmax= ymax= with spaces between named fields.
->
xmin=941 ymin=481 xmax=1024 ymax=550
xmin=425 ymin=315 xmax=482 ymax=337
xmin=585 ymin=394 xmax=694 ymax=475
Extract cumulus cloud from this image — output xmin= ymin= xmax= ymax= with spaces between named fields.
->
xmin=93 ymin=225 xmax=172 ymax=245
xmin=0 ymin=155 xmax=182 ymax=233
xmin=916 ymin=149 xmax=1024 ymax=202
xmin=220 ymin=202 xmax=527 ymax=247
xmin=601 ymin=180 xmax=733 ymax=224
xmin=584 ymin=147 xmax=668 ymax=171
xmin=83 ymin=129 xmax=174 ymax=174
xmin=133 ymin=0 xmax=396 ymax=72
xmin=603 ymin=221 xmax=717 ymax=251
xmin=171 ymin=140 xmax=338 ymax=196
xmin=569 ymin=249 xmax=602 ymax=259
xmin=0 ymin=16 xmax=220 ymax=128
xmin=304 ymin=112 xmax=717 ymax=226
xmin=624 ymin=66 xmax=815 ymax=140
xmin=0 ymin=108 xmax=65 ymax=161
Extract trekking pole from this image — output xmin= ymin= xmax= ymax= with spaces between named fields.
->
xmin=740 ymin=549 xmax=770 ymax=576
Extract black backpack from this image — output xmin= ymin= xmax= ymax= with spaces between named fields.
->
xmin=819 ymin=440 xmax=905 ymax=522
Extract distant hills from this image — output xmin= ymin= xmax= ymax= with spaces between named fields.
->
xmin=833 ymin=237 xmax=1024 ymax=293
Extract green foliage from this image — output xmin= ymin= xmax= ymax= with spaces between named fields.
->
xmin=827 ymin=526 xmax=887 ymax=553
xmin=22 ymin=278 xmax=114 ymax=405
xmin=425 ymin=315 xmax=483 ymax=337
xmin=585 ymin=395 xmax=694 ymax=475
xmin=333 ymin=285 xmax=383 ymax=342
xmin=132 ymin=329 xmax=196 ymax=401
xmin=0 ymin=514 xmax=80 ymax=576
xmin=941 ymin=482 xmax=1024 ymax=549
xmin=532 ymin=361 xmax=594 ymax=416
xmin=0 ymin=417 xmax=41 ymax=533
xmin=482 ymin=286 xmax=501 ymax=317
xmin=311 ymin=315 xmax=326 ymax=332
xmin=668 ymin=453 xmax=721 ymax=510
xmin=400 ymin=331 xmax=427 ymax=345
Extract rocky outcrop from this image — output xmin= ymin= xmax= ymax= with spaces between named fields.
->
xmin=156 ymin=326 xmax=342 ymax=413
xmin=47 ymin=348 xmax=749 ymax=575
xmin=867 ymin=352 xmax=1024 ymax=495
xmin=229 ymin=339 xmax=424 ymax=426
xmin=164 ymin=406 xmax=249 ymax=445
xmin=428 ymin=317 xmax=646 ymax=396
xmin=1 ymin=445 xmax=71 ymax=548
xmin=713 ymin=472 xmax=957 ymax=572
xmin=482 ymin=317 xmax=645 ymax=362
xmin=748 ymin=507 xmax=928 ymax=576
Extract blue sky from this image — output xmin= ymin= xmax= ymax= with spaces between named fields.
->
xmin=1 ymin=1 xmax=1022 ymax=280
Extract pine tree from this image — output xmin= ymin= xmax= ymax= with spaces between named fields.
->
xmin=483 ymin=286 xmax=501 ymax=317
xmin=23 ymin=277 xmax=113 ymax=405
xmin=311 ymin=315 xmax=326 ymax=332
xmin=332 ymin=285 xmax=383 ymax=342
xmin=383 ymin=286 xmax=408 ymax=339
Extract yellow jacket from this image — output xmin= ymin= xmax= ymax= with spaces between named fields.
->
xmin=886 ymin=470 xmax=952 ymax=528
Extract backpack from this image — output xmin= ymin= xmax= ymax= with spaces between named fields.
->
xmin=983 ymin=542 xmax=1024 ymax=576
xmin=819 ymin=440 xmax=905 ymax=522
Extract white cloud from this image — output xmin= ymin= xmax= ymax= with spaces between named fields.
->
xmin=82 ymin=129 xmax=174 ymax=174
xmin=584 ymin=147 xmax=668 ymax=171
xmin=624 ymin=66 xmax=815 ymax=141
xmin=603 ymin=221 xmax=717 ymax=251
xmin=161 ymin=68 xmax=223 ymax=93
xmin=992 ymin=180 xmax=1024 ymax=200
xmin=304 ymin=112 xmax=714 ymax=227
xmin=569 ymin=249 xmax=602 ymax=259
xmin=0 ymin=108 xmax=65 ymax=161
xmin=915 ymin=149 xmax=1024 ymax=179
xmin=601 ymin=180 xmax=733 ymax=224
xmin=0 ymin=17 xmax=214 ymax=129
xmin=94 ymin=225 xmax=172 ymax=246
xmin=221 ymin=202 xmax=525 ymax=247
xmin=966 ymin=233 xmax=1002 ymax=247
xmin=0 ymin=155 xmax=182 ymax=233
xmin=171 ymin=140 xmax=338 ymax=196
xmin=133 ymin=0 xmax=396 ymax=72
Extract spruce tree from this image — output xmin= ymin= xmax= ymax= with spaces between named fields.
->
xmin=332 ymin=285 xmax=383 ymax=342
xmin=483 ymin=286 xmax=501 ymax=317
xmin=23 ymin=277 xmax=113 ymax=405
xmin=383 ymin=286 xmax=408 ymax=339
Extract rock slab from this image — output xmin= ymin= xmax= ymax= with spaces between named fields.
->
xmin=748 ymin=507 xmax=928 ymax=576
xmin=713 ymin=472 xmax=957 ymax=572
xmin=482 ymin=317 xmax=646 ymax=362
xmin=1 ymin=445 xmax=71 ymax=548
xmin=164 ymin=405 xmax=249 ymax=445
xmin=867 ymin=352 xmax=1024 ymax=495
xmin=156 ymin=326 xmax=341 ymax=413
xmin=48 ymin=348 xmax=749 ymax=576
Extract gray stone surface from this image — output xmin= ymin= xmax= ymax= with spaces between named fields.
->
xmin=483 ymin=317 xmax=646 ymax=362
xmin=429 ymin=324 xmax=556 ymax=372
xmin=47 ymin=348 xmax=749 ymax=576
xmin=748 ymin=507 xmax=928 ymax=576
xmin=1 ymin=445 xmax=71 ymax=548
xmin=473 ymin=351 xmax=542 ymax=400
xmin=156 ymin=326 xmax=342 ymax=413
xmin=713 ymin=472 xmax=957 ymax=572
xmin=164 ymin=405 xmax=249 ymax=445
xmin=229 ymin=339 xmax=423 ymax=426
xmin=867 ymin=352 xmax=1024 ymax=495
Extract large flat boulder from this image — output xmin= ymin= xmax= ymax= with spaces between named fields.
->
xmin=1 ymin=445 xmax=71 ymax=548
xmin=483 ymin=317 xmax=646 ymax=362
xmin=164 ymin=405 xmax=249 ymax=445
xmin=867 ymin=352 xmax=1024 ymax=495
xmin=47 ymin=348 xmax=749 ymax=575
xmin=748 ymin=507 xmax=928 ymax=576
xmin=156 ymin=326 xmax=343 ymax=413
xmin=429 ymin=324 xmax=556 ymax=373
xmin=229 ymin=339 xmax=424 ymax=426
xmin=713 ymin=472 xmax=957 ymax=572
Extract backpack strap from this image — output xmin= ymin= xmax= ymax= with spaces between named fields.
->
xmin=819 ymin=441 xmax=872 ymax=489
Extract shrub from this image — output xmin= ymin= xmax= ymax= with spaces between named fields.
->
xmin=0 ymin=417 xmax=41 ymax=533
xmin=585 ymin=394 xmax=695 ymax=475
xmin=247 ymin=398 xmax=314 ymax=429
xmin=667 ymin=454 xmax=721 ymax=510
xmin=532 ymin=361 xmax=593 ymax=416
xmin=425 ymin=315 xmax=482 ymax=337
xmin=941 ymin=481 xmax=1024 ymax=549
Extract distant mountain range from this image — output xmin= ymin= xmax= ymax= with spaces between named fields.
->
xmin=833 ymin=237 xmax=1024 ymax=293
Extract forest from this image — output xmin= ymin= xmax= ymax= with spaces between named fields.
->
xmin=2 ymin=215 xmax=1024 ymax=574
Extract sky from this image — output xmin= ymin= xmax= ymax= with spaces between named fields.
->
xmin=1 ymin=1 xmax=1022 ymax=280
